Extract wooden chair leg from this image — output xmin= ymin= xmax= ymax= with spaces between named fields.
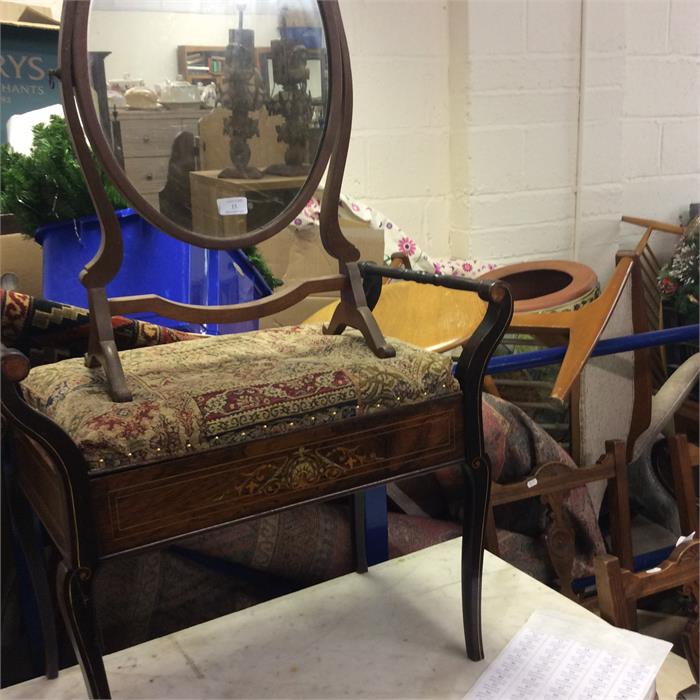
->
xmin=351 ymin=491 xmax=368 ymax=574
xmin=56 ymin=562 xmax=110 ymax=699
xmin=668 ymin=434 xmax=699 ymax=536
xmin=461 ymin=457 xmax=490 ymax=661
xmin=594 ymin=553 xmax=636 ymax=629
xmin=605 ymin=439 xmax=634 ymax=570
xmin=484 ymin=506 xmax=499 ymax=555
xmin=7 ymin=484 xmax=59 ymax=680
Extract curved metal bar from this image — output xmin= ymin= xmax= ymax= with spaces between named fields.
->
xmin=65 ymin=0 xmax=343 ymax=252
xmin=453 ymin=280 xmax=512 ymax=661
xmin=356 ymin=261 xmax=514 ymax=661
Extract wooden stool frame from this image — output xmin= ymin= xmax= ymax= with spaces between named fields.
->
xmin=1 ymin=3 xmax=514 ymax=698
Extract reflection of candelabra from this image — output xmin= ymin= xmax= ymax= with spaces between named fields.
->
xmin=219 ymin=7 xmax=265 ymax=180
xmin=265 ymin=11 xmax=313 ymax=177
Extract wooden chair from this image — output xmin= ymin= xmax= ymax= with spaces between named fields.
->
xmin=619 ymin=217 xmax=698 ymax=536
xmin=1 ymin=3 xmax=512 ymax=698
xmin=487 ymin=440 xmax=632 ymax=600
xmin=619 ymin=216 xmax=689 ymax=460
xmin=595 ymin=538 xmax=699 ymax=681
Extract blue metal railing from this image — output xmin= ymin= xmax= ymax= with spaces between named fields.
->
xmin=487 ymin=324 xmax=698 ymax=375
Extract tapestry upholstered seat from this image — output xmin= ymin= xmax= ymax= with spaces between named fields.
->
xmin=20 ymin=325 xmax=457 ymax=472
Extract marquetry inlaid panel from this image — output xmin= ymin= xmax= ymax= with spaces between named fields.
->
xmin=90 ymin=396 xmax=465 ymax=556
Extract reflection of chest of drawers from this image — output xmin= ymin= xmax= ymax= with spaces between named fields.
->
xmin=111 ymin=109 xmax=202 ymax=209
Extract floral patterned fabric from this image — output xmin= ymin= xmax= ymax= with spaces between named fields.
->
xmin=21 ymin=325 xmax=458 ymax=472
xmin=290 ymin=194 xmax=498 ymax=278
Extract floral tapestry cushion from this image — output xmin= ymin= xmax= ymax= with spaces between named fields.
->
xmin=21 ymin=325 xmax=459 ymax=472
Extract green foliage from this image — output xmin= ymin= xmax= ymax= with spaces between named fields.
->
xmin=658 ymin=217 xmax=699 ymax=324
xmin=0 ymin=115 xmax=128 ymax=233
xmin=1 ymin=116 xmax=280 ymax=289
xmin=244 ymin=245 xmax=282 ymax=289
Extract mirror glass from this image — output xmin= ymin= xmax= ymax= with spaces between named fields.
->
xmin=87 ymin=0 xmax=328 ymax=239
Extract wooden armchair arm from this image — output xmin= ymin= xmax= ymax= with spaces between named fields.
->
xmin=1 ymin=342 xmax=30 ymax=382
xmin=621 ymin=215 xmax=685 ymax=236
xmin=358 ymin=261 xmax=513 ymax=460
xmin=507 ymin=256 xmax=634 ymax=403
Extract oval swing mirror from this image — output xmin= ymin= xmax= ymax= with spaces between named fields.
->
xmin=80 ymin=0 xmax=332 ymax=248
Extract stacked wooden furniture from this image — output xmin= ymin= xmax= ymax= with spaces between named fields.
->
xmin=0 ymin=2 xmax=512 ymax=698
xmin=111 ymin=108 xmax=202 ymax=210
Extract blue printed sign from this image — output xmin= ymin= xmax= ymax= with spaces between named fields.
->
xmin=0 ymin=24 xmax=59 ymax=144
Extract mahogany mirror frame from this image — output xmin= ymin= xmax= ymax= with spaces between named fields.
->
xmin=60 ymin=0 xmax=345 ymax=252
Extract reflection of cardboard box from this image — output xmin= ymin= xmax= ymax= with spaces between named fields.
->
xmin=0 ymin=232 xmax=43 ymax=296
xmin=0 ymin=3 xmax=58 ymax=26
xmin=258 ymin=219 xmax=383 ymax=328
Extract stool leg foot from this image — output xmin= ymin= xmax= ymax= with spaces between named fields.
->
xmin=461 ymin=457 xmax=490 ymax=661
xmin=56 ymin=562 xmax=111 ymax=699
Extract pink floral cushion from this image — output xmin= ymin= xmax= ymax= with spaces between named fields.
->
xmin=21 ymin=325 xmax=458 ymax=471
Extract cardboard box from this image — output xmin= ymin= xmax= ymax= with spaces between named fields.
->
xmin=0 ymin=232 xmax=43 ymax=296
xmin=258 ymin=219 xmax=383 ymax=328
xmin=0 ymin=2 xmax=58 ymax=26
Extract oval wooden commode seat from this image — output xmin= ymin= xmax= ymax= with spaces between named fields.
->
xmin=0 ymin=1 xmax=513 ymax=698
xmin=479 ymin=260 xmax=598 ymax=313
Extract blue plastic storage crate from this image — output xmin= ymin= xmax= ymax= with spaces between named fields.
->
xmin=35 ymin=208 xmax=272 ymax=335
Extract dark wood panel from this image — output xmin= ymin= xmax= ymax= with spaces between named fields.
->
xmin=14 ymin=432 xmax=71 ymax=558
xmin=90 ymin=396 xmax=465 ymax=555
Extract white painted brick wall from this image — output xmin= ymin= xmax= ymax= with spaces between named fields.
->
xmin=464 ymin=0 xmax=580 ymax=263
xmin=38 ymin=0 xmax=700 ymax=278
xmin=621 ymin=0 xmax=700 ymax=243
xmin=342 ymin=0 xmax=697 ymax=275
xmin=661 ymin=119 xmax=700 ymax=174
xmin=341 ymin=0 xmax=452 ymax=257
xmin=622 ymin=121 xmax=661 ymax=179
xmin=463 ymin=0 xmax=698 ymax=276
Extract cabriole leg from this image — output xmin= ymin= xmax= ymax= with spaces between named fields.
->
xmin=56 ymin=562 xmax=110 ymax=699
xmin=461 ymin=456 xmax=491 ymax=661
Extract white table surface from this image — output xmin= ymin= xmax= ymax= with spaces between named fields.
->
xmin=1 ymin=539 xmax=694 ymax=699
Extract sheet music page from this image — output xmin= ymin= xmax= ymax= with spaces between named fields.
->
xmin=464 ymin=609 xmax=672 ymax=700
